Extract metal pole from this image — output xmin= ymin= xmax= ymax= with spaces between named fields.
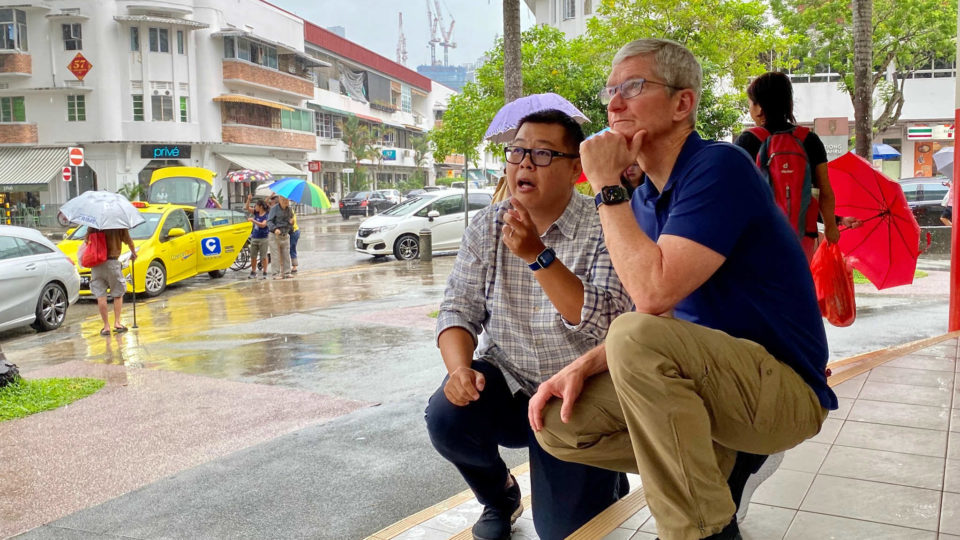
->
xmin=950 ymin=7 xmax=960 ymax=332
xmin=463 ymin=158 xmax=469 ymax=229
xmin=131 ymin=256 xmax=138 ymax=329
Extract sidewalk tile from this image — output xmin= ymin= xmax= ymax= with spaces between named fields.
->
xmin=846 ymin=399 xmax=950 ymax=431
xmin=418 ymin=499 xmax=483 ymax=533
xmin=832 ymin=375 xmax=867 ymax=398
xmin=800 ymin=476 xmax=941 ymax=530
xmin=781 ymin=441 xmax=830 ymax=474
xmin=629 ymin=532 xmax=657 ymax=540
xmin=885 ymin=355 xmax=956 ymax=372
xmin=619 ymin=506 xmax=651 ymax=529
xmin=868 ymin=366 xmax=955 ymax=389
xmin=818 ymin=446 xmax=945 ymax=490
xmin=858 ymin=381 xmax=952 ymax=407
xmin=946 ymin=459 xmax=960 ymax=493
xmin=942 ymin=492 xmax=960 ymax=535
xmin=808 ymin=418 xmax=843 ymax=445
xmin=749 ymin=469 xmax=815 ymax=509
xmin=602 ymin=527 xmax=638 ymax=539
xmin=829 ymin=397 xmax=855 ymax=420
xmin=783 ymin=512 xmax=936 ymax=539
xmin=834 ymin=421 xmax=948 ymax=457
xmin=738 ymin=504 xmax=796 ymax=539
xmin=513 ymin=516 xmax=538 ymax=539
xmin=392 ymin=525 xmax=453 ymax=540
xmin=950 ymin=432 xmax=960 ymax=460
xmin=912 ymin=342 xmax=957 ymax=359
xmin=952 ymin=409 xmax=960 ymax=432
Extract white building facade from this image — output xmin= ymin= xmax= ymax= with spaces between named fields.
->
xmin=0 ymin=0 xmax=458 ymax=225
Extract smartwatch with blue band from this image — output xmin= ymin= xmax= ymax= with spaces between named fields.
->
xmin=529 ymin=247 xmax=556 ymax=271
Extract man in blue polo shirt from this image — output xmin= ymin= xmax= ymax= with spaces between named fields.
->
xmin=527 ymin=39 xmax=837 ymax=540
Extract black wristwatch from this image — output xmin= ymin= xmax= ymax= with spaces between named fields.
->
xmin=594 ymin=185 xmax=631 ymax=209
xmin=528 ymin=247 xmax=557 ymax=271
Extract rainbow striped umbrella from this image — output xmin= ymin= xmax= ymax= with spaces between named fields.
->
xmin=266 ymin=178 xmax=331 ymax=209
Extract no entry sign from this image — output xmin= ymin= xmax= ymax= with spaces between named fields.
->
xmin=61 ymin=167 xmax=72 ymax=182
xmin=68 ymin=147 xmax=84 ymax=167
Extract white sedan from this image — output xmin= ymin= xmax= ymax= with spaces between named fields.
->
xmin=355 ymin=189 xmax=494 ymax=260
xmin=0 ymin=225 xmax=80 ymax=333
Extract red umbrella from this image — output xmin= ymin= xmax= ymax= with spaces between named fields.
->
xmin=829 ymin=152 xmax=921 ymax=289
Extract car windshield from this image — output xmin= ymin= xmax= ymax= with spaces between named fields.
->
xmin=381 ymin=195 xmax=436 ymax=216
xmin=67 ymin=213 xmax=163 ymax=241
xmin=346 ymin=191 xmax=371 ymax=199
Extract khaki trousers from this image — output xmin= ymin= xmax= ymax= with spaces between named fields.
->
xmin=535 ymin=313 xmax=827 ymax=540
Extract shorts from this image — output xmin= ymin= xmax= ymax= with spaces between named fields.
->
xmin=943 ymin=207 xmax=953 ymax=221
xmin=249 ymin=237 xmax=269 ymax=260
xmin=90 ymin=259 xmax=126 ymax=298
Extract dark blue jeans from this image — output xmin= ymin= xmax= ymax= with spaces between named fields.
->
xmin=425 ymin=360 xmax=626 ymax=540
xmin=289 ymin=229 xmax=301 ymax=266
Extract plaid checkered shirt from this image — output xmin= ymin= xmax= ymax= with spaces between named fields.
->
xmin=436 ymin=193 xmax=631 ymax=396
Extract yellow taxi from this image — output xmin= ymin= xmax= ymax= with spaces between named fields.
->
xmin=58 ymin=167 xmax=251 ymax=297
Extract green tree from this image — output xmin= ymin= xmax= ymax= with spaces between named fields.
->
xmin=411 ymin=135 xmax=431 ymax=186
xmin=771 ymin=0 xmax=958 ymax=154
xmin=586 ymin=0 xmax=786 ymax=139
xmin=338 ymin=116 xmax=376 ymax=192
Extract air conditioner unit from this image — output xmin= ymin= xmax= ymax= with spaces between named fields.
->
xmin=153 ymin=90 xmax=159 ymax=95
xmin=165 ymin=90 xmax=171 ymax=96
xmin=403 ymin=150 xmax=412 ymax=158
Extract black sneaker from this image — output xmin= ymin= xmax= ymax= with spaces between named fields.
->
xmin=655 ymin=518 xmax=741 ymax=540
xmin=472 ymin=475 xmax=522 ymax=540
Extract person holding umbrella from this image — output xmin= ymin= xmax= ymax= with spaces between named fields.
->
xmin=89 ymin=228 xmax=138 ymax=335
xmin=59 ymin=190 xmax=145 ymax=336
xmin=267 ymin=195 xmax=294 ymax=279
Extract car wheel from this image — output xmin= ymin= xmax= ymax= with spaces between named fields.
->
xmin=144 ymin=260 xmax=167 ymax=297
xmin=341 ymin=213 xmax=350 ymax=220
xmin=31 ymin=283 xmax=67 ymax=332
xmin=393 ymin=234 xmax=420 ymax=260
xmin=208 ymin=269 xmax=226 ymax=279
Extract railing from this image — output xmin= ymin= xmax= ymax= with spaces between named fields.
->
xmin=5 ymin=204 xmax=66 ymax=229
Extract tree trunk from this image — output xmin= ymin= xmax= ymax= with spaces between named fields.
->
xmin=503 ymin=0 xmax=523 ymax=103
xmin=852 ymin=0 xmax=873 ymax=159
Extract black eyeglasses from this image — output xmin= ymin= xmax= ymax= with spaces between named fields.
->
xmin=504 ymin=146 xmax=579 ymax=167
xmin=598 ymin=77 xmax=680 ymax=105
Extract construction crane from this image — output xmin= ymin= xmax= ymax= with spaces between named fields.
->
xmin=396 ymin=12 xmax=408 ymax=65
xmin=426 ymin=0 xmax=439 ymax=66
xmin=433 ymin=0 xmax=456 ymax=66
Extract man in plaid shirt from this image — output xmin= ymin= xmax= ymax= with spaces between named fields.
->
xmin=425 ymin=110 xmax=633 ymax=540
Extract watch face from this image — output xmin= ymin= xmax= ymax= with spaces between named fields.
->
xmin=601 ymin=185 xmax=629 ymax=204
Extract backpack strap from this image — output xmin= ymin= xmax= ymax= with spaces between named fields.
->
xmin=791 ymin=125 xmax=810 ymax=143
xmin=746 ymin=126 xmax=770 ymax=141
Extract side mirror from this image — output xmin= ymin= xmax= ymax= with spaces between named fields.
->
xmin=167 ymin=227 xmax=186 ymax=238
xmin=427 ymin=210 xmax=440 ymax=222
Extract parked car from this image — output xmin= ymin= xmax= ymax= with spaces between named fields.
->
xmin=0 ymin=225 xmax=80 ymax=333
xmin=403 ymin=189 xmax=426 ymax=199
xmin=899 ymin=176 xmax=950 ymax=226
xmin=451 ymin=180 xmax=483 ymax=190
xmin=355 ymin=190 xmax=494 ymax=260
xmin=339 ymin=191 xmax=396 ymax=219
xmin=376 ymin=189 xmax=403 ymax=206
xmin=57 ymin=167 xmax=251 ymax=298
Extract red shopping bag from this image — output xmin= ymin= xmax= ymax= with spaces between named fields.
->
xmin=80 ymin=231 xmax=107 ymax=268
xmin=810 ymin=242 xmax=856 ymax=327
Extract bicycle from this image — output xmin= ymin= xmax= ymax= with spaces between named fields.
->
xmin=230 ymin=238 xmax=252 ymax=271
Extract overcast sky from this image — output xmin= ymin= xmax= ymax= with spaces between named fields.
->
xmin=273 ymin=0 xmax=536 ymax=69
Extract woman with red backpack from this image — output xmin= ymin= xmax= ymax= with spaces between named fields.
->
xmin=735 ymin=72 xmax=862 ymax=262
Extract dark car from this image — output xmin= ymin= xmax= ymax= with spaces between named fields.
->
xmin=338 ymin=191 xmax=395 ymax=219
xmin=899 ymin=176 xmax=950 ymax=226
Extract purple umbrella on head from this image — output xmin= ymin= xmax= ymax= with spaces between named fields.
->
xmin=484 ymin=92 xmax=590 ymax=143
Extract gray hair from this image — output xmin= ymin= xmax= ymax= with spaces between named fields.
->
xmin=612 ymin=38 xmax=702 ymax=126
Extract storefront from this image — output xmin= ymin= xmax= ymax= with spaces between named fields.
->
xmin=0 ymin=147 xmax=79 ymax=226
xmin=906 ymin=124 xmax=954 ymax=178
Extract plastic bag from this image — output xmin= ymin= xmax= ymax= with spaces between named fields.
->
xmin=810 ymin=242 xmax=856 ymax=327
xmin=80 ymin=231 xmax=107 ymax=268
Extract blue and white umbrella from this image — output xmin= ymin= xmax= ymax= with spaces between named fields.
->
xmin=934 ymin=147 xmax=954 ymax=179
xmin=484 ymin=93 xmax=590 ymax=143
xmin=59 ymin=190 xmax=144 ymax=229
xmin=872 ymin=143 xmax=901 ymax=160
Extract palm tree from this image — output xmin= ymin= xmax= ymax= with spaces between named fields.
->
xmin=411 ymin=135 xmax=431 ymax=186
xmin=338 ymin=116 xmax=376 ymax=192
xmin=503 ymin=0 xmax=523 ymax=103
xmin=852 ymin=0 xmax=873 ymax=159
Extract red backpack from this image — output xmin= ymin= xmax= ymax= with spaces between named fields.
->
xmin=747 ymin=126 xmax=819 ymax=239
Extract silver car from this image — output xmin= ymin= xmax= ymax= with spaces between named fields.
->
xmin=0 ymin=225 xmax=80 ymax=333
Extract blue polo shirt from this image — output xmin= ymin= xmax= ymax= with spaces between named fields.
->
xmin=631 ymin=132 xmax=837 ymax=410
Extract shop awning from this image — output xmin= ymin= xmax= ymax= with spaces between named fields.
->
xmin=213 ymin=94 xmax=295 ymax=112
xmin=307 ymin=103 xmax=355 ymax=117
xmin=403 ymin=124 xmax=424 ymax=133
xmin=355 ymin=113 xmax=382 ymax=124
xmin=216 ymin=153 xmax=306 ymax=177
xmin=0 ymin=147 xmax=69 ymax=185
xmin=114 ymin=15 xmax=209 ymax=29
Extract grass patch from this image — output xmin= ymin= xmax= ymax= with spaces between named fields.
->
xmin=0 ymin=377 xmax=105 ymax=422
xmin=852 ymin=269 xmax=928 ymax=284
xmin=427 ymin=310 xmax=439 ymax=319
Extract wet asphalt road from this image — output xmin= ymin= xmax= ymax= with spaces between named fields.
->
xmin=1 ymin=217 xmax=954 ymax=538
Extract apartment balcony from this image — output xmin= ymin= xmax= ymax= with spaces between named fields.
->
xmin=0 ymin=123 xmax=37 ymax=144
xmin=222 ymin=124 xmax=314 ymax=151
xmin=0 ymin=53 xmax=31 ymax=77
xmin=222 ymin=59 xmax=313 ymax=100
